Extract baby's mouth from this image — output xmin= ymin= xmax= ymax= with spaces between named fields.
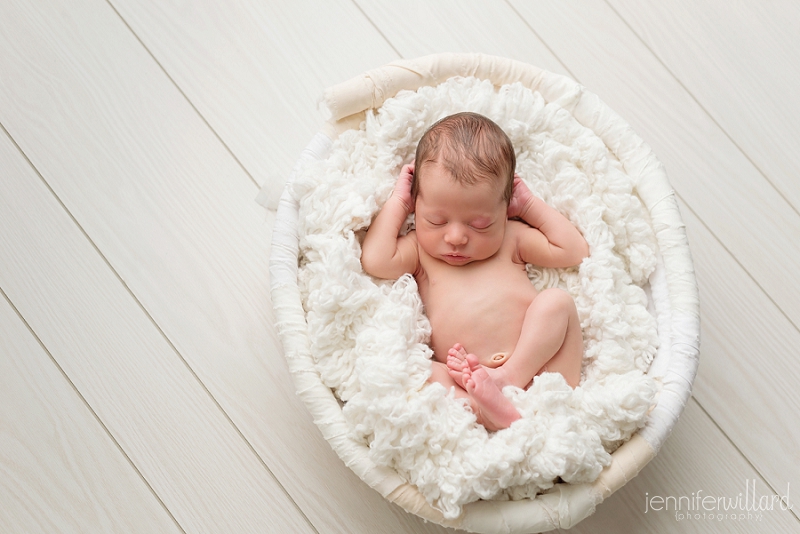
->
xmin=443 ymin=253 xmax=469 ymax=263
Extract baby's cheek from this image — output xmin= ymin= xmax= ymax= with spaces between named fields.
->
xmin=416 ymin=230 xmax=437 ymax=254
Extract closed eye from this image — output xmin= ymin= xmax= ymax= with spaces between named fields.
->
xmin=469 ymin=217 xmax=493 ymax=230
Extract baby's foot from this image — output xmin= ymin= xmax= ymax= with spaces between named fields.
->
xmin=446 ymin=343 xmax=469 ymax=387
xmin=463 ymin=358 xmax=521 ymax=431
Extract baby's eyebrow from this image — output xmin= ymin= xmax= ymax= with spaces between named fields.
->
xmin=424 ymin=209 xmax=448 ymax=219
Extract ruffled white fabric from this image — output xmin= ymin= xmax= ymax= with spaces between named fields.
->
xmin=289 ymin=77 xmax=659 ymax=519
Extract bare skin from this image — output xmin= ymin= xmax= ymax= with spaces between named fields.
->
xmin=361 ymin=160 xmax=589 ymax=431
xmin=463 ymin=354 xmax=523 ymax=430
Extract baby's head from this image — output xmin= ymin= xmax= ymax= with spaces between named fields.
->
xmin=412 ymin=112 xmax=515 ymax=204
xmin=411 ymin=113 xmax=517 ymax=265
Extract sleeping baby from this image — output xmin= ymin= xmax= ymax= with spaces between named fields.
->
xmin=361 ymin=112 xmax=589 ymax=431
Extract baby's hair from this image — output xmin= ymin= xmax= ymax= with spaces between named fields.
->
xmin=412 ymin=112 xmax=515 ymax=203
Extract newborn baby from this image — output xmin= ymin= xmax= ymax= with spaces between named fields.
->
xmin=361 ymin=112 xmax=589 ymax=430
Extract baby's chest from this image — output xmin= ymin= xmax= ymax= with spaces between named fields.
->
xmin=420 ymin=257 xmax=534 ymax=313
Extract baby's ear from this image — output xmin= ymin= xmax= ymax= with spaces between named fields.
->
xmin=410 ymin=172 xmax=418 ymax=199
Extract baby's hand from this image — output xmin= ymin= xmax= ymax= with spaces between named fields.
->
xmin=507 ymin=174 xmax=535 ymax=219
xmin=392 ymin=163 xmax=415 ymax=214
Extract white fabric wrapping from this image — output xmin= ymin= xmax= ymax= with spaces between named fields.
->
xmin=270 ymin=132 xmax=332 ymax=287
xmin=269 ymin=53 xmax=700 ymax=533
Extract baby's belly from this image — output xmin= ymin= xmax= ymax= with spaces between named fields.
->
xmin=426 ymin=282 xmax=537 ymax=366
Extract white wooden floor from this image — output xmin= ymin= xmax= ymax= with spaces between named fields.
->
xmin=1 ymin=1 xmax=798 ymax=533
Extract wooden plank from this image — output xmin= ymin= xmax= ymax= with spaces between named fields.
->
xmin=507 ymin=0 xmax=800 ymax=371
xmin=0 ymin=1 xmax=451 ymax=532
xmin=0 ymin=296 xmax=181 ymax=534
xmin=680 ymin=198 xmax=800 ymax=502
xmin=0 ymin=120 xmax=312 ymax=532
xmin=353 ymin=0 xmax=570 ymax=76
xmin=608 ymin=0 xmax=800 ymax=212
xmin=570 ymin=399 xmax=799 ymax=533
xmin=109 ymin=0 xmax=400 ymax=182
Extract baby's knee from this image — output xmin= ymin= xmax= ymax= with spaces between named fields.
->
xmin=538 ymin=288 xmax=577 ymax=314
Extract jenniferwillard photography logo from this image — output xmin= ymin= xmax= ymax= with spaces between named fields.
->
xmin=644 ymin=479 xmax=792 ymax=522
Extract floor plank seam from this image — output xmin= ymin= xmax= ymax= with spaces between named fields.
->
xmin=103 ymin=0 xmax=261 ymax=190
xmin=503 ymin=0 xmax=579 ymax=81
xmin=603 ymin=0 xmax=800 ymax=219
xmin=675 ymin=190 xmax=799 ymax=334
xmin=351 ymin=0 xmax=403 ymax=59
xmin=690 ymin=397 xmax=800 ymax=524
xmin=0 ymin=285 xmax=188 ymax=534
xmin=1 ymin=108 xmax=316 ymax=534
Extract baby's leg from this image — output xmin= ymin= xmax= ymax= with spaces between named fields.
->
xmin=493 ymin=288 xmax=583 ymax=389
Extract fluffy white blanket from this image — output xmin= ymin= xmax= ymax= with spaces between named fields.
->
xmin=290 ymin=77 xmax=659 ymax=519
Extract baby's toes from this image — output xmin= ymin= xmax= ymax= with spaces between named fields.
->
xmin=449 ymin=343 xmax=467 ymax=359
xmin=446 ymin=353 xmax=464 ymax=371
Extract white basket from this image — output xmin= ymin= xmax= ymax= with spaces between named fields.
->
xmin=268 ymin=53 xmax=700 ymax=533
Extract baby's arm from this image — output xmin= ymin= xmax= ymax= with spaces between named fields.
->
xmin=361 ymin=164 xmax=420 ymax=279
xmin=509 ymin=176 xmax=590 ymax=268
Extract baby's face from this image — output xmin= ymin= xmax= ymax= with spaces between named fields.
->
xmin=414 ymin=162 xmax=507 ymax=266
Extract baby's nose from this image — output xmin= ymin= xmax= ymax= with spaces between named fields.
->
xmin=444 ymin=225 xmax=468 ymax=246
